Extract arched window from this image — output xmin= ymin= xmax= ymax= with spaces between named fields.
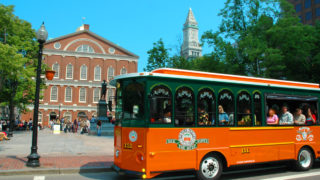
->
xmin=65 ymin=87 xmax=72 ymax=102
xmin=76 ymin=44 xmax=94 ymax=53
xmin=120 ymin=67 xmax=127 ymax=75
xmin=175 ymin=87 xmax=195 ymax=126
xmin=237 ymin=91 xmax=252 ymax=126
xmin=198 ymin=88 xmax=215 ymax=126
xmin=93 ymin=88 xmax=100 ymax=103
xmin=79 ymin=88 xmax=86 ymax=102
xmin=218 ymin=89 xmax=234 ymax=126
xmin=66 ymin=64 xmax=73 ymax=79
xmin=94 ymin=66 xmax=101 ymax=81
xmin=64 ymin=112 xmax=72 ymax=122
xmin=150 ymin=85 xmax=172 ymax=124
xmin=50 ymin=86 xmax=58 ymax=101
xmin=52 ymin=63 xmax=59 ymax=78
xmin=253 ymin=92 xmax=262 ymax=126
xmin=80 ymin=65 xmax=87 ymax=80
xmin=108 ymin=67 xmax=114 ymax=81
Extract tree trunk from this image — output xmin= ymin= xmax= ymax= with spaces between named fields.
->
xmin=8 ymin=101 xmax=15 ymax=137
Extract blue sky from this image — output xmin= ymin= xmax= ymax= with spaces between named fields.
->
xmin=2 ymin=0 xmax=226 ymax=72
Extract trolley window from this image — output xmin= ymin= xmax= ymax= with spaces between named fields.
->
xmin=197 ymin=88 xmax=216 ymax=126
xmin=149 ymin=85 xmax=172 ymax=124
xmin=175 ymin=87 xmax=195 ymax=126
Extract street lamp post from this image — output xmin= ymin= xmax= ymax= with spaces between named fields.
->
xmin=26 ymin=22 xmax=48 ymax=167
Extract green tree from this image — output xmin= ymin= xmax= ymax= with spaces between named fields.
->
xmin=144 ymin=38 xmax=170 ymax=72
xmin=202 ymin=0 xmax=320 ymax=82
xmin=0 ymin=4 xmax=39 ymax=135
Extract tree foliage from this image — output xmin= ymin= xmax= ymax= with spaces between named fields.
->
xmin=0 ymin=4 xmax=39 ymax=123
xmin=144 ymin=38 xmax=170 ymax=71
xmin=200 ymin=0 xmax=320 ymax=83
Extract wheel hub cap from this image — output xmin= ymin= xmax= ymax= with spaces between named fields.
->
xmin=201 ymin=157 xmax=219 ymax=178
xmin=299 ymin=150 xmax=311 ymax=168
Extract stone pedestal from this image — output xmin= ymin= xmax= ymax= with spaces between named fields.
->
xmin=98 ymin=100 xmax=108 ymax=119
xmin=89 ymin=99 xmax=114 ymax=136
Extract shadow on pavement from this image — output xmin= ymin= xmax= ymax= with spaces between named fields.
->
xmin=6 ymin=155 xmax=27 ymax=163
xmin=79 ymin=161 xmax=114 ymax=180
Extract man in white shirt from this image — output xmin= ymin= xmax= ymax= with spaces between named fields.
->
xmin=280 ymin=106 xmax=293 ymax=125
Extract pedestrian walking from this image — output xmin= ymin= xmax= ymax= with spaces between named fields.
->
xmin=28 ymin=118 xmax=33 ymax=130
xmin=80 ymin=120 xmax=85 ymax=134
xmin=86 ymin=119 xmax=90 ymax=133
xmin=97 ymin=120 xmax=102 ymax=136
xmin=73 ymin=119 xmax=78 ymax=133
xmin=67 ymin=120 xmax=72 ymax=132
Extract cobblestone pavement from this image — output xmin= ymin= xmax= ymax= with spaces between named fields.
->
xmin=0 ymin=129 xmax=114 ymax=174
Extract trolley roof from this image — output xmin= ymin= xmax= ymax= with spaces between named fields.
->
xmin=110 ymin=68 xmax=320 ymax=91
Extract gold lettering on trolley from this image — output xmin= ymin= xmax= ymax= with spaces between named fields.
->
xmin=241 ymin=148 xmax=250 ymax=154
xmin=124 ymin=143 xmax=132 ymax=149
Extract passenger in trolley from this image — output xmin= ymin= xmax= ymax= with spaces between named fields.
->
xmin=279 ymin=105 xmax=293 ymax=125
xmin=218 ymin=105 xmax=229 ymax=125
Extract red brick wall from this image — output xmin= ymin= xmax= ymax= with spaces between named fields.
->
xmin=21 ymin=29 xmax=138 ymax=127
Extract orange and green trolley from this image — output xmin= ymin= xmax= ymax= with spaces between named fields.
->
xmin=111 ymin=68 xmax=320 ymax=180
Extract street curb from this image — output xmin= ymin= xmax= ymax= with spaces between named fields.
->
xmin=0 ymin=166 xmax=112 ymax=176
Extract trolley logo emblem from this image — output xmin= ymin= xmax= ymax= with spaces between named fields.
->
xmin=296 ymin=127 xmax=313 ymax=142
xmin=166 ymin=129 xmax=209 ymax=150
xmin=129 ymin=130 xmax=138 ymax=142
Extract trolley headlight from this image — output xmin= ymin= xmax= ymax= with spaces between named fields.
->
xmin=115 ymin=150 xmax=120 ymax=158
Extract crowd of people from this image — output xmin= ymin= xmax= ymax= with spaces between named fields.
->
xmin=196 ymin=104 xmax=317 ymax=126
xmin=48 ymin=116 xmax=103 ymax=136
xmin=0 ymin=115 xmax=106 ymax=141
xmin=267 ymin=105 xmax=317 ymax=125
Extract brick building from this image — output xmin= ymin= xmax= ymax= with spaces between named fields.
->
xmin=21 ymin=24 xmax=138 ymax=126
xmin=288 ymin=0 xmax=320 ymax=24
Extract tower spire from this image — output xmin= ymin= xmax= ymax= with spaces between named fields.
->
xmin=184 ymin=8 xmax=197 ymax=26
xmin=181 ymin=8 xmax=202 ymax=59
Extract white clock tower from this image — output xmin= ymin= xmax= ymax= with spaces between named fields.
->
xmin=181 ymin=8 xmax=202 ymax=59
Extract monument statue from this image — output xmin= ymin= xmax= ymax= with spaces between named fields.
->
xmin=100 ymin=80 xmax=107 ymax=100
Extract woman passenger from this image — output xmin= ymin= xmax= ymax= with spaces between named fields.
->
xmin=218 ymin=105 xmax=229 ymax=125
xmin=306 ymin=107 xmax=316 ymax=125
xmin=267 ymin=108 xmax=279 ymax=125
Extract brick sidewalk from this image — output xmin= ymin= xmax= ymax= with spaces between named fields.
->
xmin=0 ymin=155 xmax=113 ymax=175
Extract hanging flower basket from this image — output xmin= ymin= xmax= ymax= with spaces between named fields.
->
xmin=45 ymin=70 xmax=55 ymax=80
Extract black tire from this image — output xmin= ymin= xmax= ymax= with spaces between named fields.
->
xmin=294 ymin=147 xmax=314 ymax=171
xmin=196 ymin=154 xmax=223 ymax=180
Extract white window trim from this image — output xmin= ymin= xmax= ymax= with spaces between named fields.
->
xmin=65 ymin=87 xmax=72 ymax=102
xmin=108 ymin=66 xmax=114 ymax=81
xmin=52 ymin=63 xmax=60 ymax=79
xmin=94 ymin=66 xmax=101 ymax=81
xmin=50 ymin=86 xmax=58 ymax=102
xmin=120 ymin=67 xmax=127 ymax=75
xmin=93 ymin=88 xmax=100 ymax=103
xmin=80 ymin=65 xmax=87 ymax=80
xmin=76 ymin=44 xmax=95 ymax=53
xmin=79 ymin=88 xmax=86 ymax=103
xmin=66 ymin=64 xmax=73 ymax=79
